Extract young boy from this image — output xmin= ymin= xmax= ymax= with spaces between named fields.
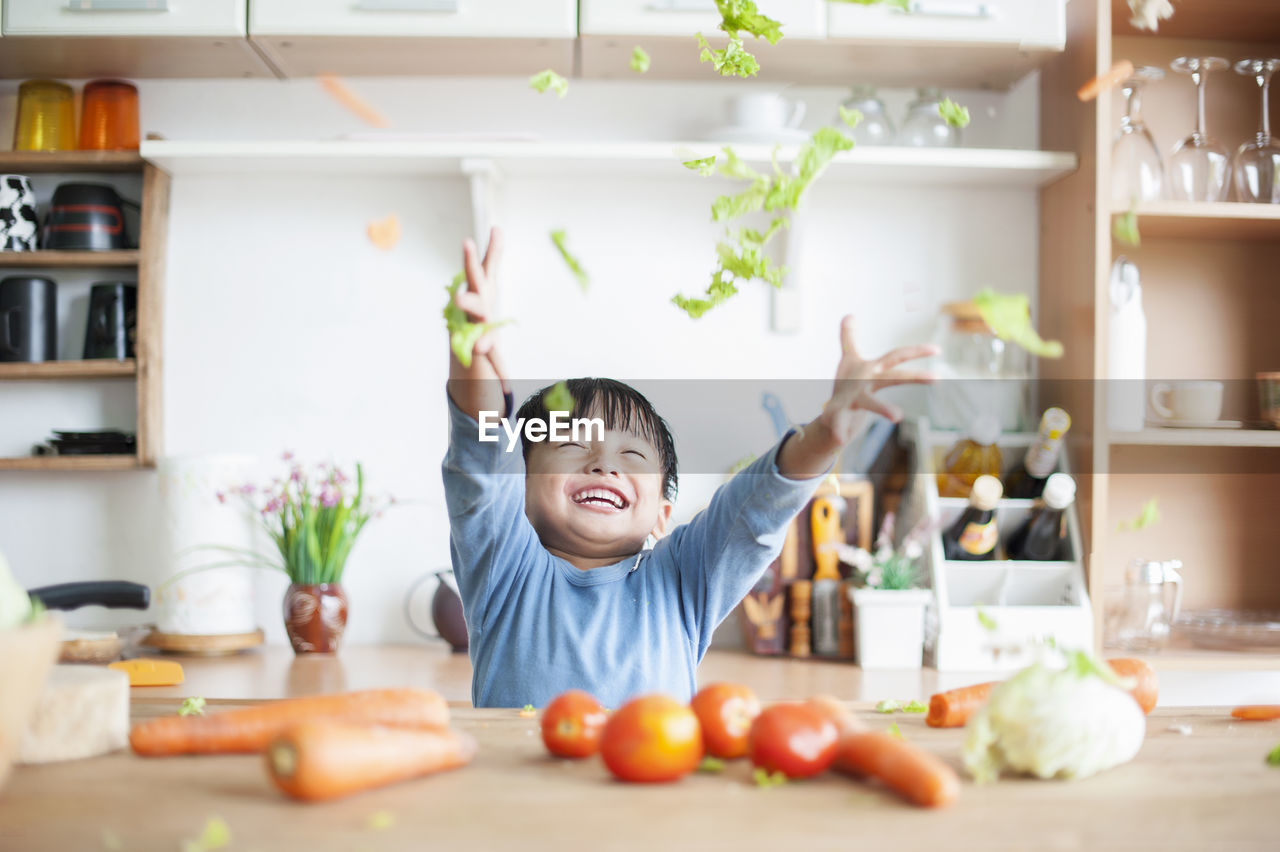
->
xmin=444 ymin=230 xmax=936 ymax=708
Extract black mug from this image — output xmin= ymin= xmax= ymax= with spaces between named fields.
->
xmin=83 ymin=282 xmax=137 ymax=360
xmin=43 ymin=182 xmax=136 ymax=251
xmin=0 ymin=276 xmax=57 ymax=363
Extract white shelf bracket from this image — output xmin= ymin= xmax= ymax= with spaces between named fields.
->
xmin=769 ymin=203 xmax=807 ymax=334
xmin=460 ymin=157 xmax=502 ymax=255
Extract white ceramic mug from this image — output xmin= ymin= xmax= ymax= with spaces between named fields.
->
xmin=1150 ymin=380 xmax=1224 ymax=422
xmin=726 ymin=94 xmax=806 ymax=131
xmin=0 ymin=175 xmax=39 ymax=252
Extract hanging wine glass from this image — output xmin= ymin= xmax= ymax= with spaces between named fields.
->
xmin=1168 ymin=56 xmax=1230 ymax=202
xmin=1112 ymin=65 xmax=1166 ymax=207
xmin=1231 ymin=59 xmax=1280 ymax=203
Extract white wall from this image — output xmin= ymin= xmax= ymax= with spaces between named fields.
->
xmin=0 ymin=74 xmax=1041 ymax=645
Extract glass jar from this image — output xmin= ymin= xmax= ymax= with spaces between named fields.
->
xmin=838 ymin=85 xmax=895 ymax=147
xmin=897 ymin=88 xmax=961 ymax=148
xmin=1105 ymin=560 xmax=1184 ymax=653
xmin=930 ymin=301 xmax=1031 ymax=433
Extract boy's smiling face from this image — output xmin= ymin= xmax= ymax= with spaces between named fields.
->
xmin=524 ymin=425 xmax=671 ymax=569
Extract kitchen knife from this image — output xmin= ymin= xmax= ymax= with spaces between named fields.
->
xmin=28 ymin=581 xmax=150 ymax=612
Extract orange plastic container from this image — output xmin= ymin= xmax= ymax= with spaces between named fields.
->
xmin=79 ymin=80 xmax=140 ymax=151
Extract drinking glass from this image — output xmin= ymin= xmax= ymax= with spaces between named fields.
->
xmin=1168 ymin=56 xmax=1230 ymax=202
xmin=1112 ymin=66 xmax=1166 ymax=206
xmin=79 ymin=80 xmax=140 ymax=151
xmin=12 ymin=80 xmax=76 ymax=152
xmin=1231 ymin=59 xmax=1280 ymax=203
xmin=838 ymin=85 xmax=894 ymax=147
xmin=897 ymin=88 xmax=959 ymax=148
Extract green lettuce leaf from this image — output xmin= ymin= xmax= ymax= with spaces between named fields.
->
xmin=977 ymin=608 xmax=999 ymax=632
xmin=1117 ymin=498 xmax=1160 ymax=532
xmin=630 ymin=46 xmax=651 ymax=73
xmin=366 ymin=811 xmax=396 ymax=831
xmin=839 ymin=105 xmax=864 ymax=130
xmin=716 ymin=0 xmax=784 ymax=43
xmin=1113 ymin=209 xmax=1141 ymax=246
xmin=698 ymin=756 xmax=726 ymax=772
xmin=875 ymin=699 xmax=901 ymax=713
xmin=529 ymin=69 xmax=568 ymax=98
xmin=696 ymin=33 xmax=761 ymax=78
xmin=444 ymin=271 xmax=511 ymax=368
xmin=973 ymin=288 xmax=1064 ymax=359
xmin=545 ymin=380 xmax=574 ymax=414
xmin=1267 ymin=744 xmax=1280 ymax=767
xmin=550 ymin=229 xmax=589 ymax=291
xmin=683 ymin=156 xmax=718 ymax=176
xmin=887 ymin=721 xmax=904 ymax=740
xmin=938 ymin=97 xmax=971 ymax=129
xmin=178 ymin=697 xmax=206 ymax=717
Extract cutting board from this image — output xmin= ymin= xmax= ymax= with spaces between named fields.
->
xmin=0 ymin=701 xmax=1276 ymax=851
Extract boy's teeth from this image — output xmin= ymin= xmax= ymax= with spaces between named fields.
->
xmin=574 ymin=488 xmax=625 ymax=508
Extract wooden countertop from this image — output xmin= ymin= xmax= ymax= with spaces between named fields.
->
xmin=2 ymin=701 xmax=1277 ymax=850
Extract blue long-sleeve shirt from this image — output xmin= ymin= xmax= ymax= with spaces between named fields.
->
xmin=441 ymin=390 xmax=822 ymax=708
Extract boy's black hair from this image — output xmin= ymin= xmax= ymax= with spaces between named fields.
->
xmin=516 ymin=378 xmax=678 ymax=501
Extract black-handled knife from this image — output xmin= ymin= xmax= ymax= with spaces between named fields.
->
xmin=28 ymin=581 xmax=150 ymax=611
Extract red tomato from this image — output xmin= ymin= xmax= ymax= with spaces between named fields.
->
xmin=540 ymin=690 xmax=609 ymax=759
xmin=600 ymin=694 xmax=704 ymax=783
xmin=748 ymin=703 xmax=839 ymax=779
xmin=690 ymin=682 xmax=762 ymax=759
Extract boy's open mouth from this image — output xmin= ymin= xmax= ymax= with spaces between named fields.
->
xmin=570 ymin=486 xmax=630 ymax=512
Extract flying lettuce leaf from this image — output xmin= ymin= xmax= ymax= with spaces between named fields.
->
xmin=683 ymin=156 xmax=718 ymax=176
xmin=630 ymin=46 xmax=651 ymax=73
xmin=717 ymin=0 xmax=784 ymax=43
xmin=973 ymin=288 xmax=1064 ymax=359
xmin=839 ymin=105 xmax=864 ymax=130
xmin=550 ymin=229 xmax=589 ymax=291
xmin=178 ymin=697 xmax=206 ymax=717
xmin=696 ymin=33 xmax=761 ymax=78
xmin=545 ymin=380 xmax=574 ymax=414
xmin=444 ymin=271 xmax=511 ymax=368
xmin=1117 ymin=498 xmax=1160 ymax=532
xmin=977 ymin=608 xmax=999 ymax=632
xmin=529 ymin=69 xmax=568 ymax=98
xmin=1113 ymin=208 xmax=1140 ymax=246
xmin=938 ymin=97 xmax=971 ymax=129
xmin=887 ymin=721 xmax=905 ymax=740
xmin=1267 ymin=743 xmax=1280 ymax=767
xmin=183 ymin=816 xmax=231 ymax=852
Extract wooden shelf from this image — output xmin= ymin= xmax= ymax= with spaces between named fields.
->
xmin=1110 ymin=0 xmax=1280 ymax=43
xmin=0 ymin=250 xmax=139 ymax=268
xmin=1116 ymin=202 xmax=1280 ymax=241
xmin=0 ymin=151 xmax=143 ymax=173
xmin=1108 ymin=428 xmax=1280 ymax=448
xmin=0 ymin=455 xmax=140 ymax=471
xmin=1110 ymin=644 xmax=1280 ymax=672
xmin=141 ymin=140 xmax=1078 ymax=188
xmin=0 ymin=360 xmax=137 ymax=380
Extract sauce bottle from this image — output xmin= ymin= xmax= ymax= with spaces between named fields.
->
xmin=942 ymin=474 xmax=1002 ymax=561
xmin=1006 ymin=473 xmax=1075 ymax=561
xmin=937 ymin=415 xmax=1003 ymax=499
xmin=1005 ymin=407 xmax=1072 ymax=499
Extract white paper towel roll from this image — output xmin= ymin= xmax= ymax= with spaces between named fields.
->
xmin=156 ymin=455 xmax=261 ymax=635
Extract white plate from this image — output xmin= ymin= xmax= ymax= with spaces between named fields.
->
xmin=700 ymin=126 xmax=810 ymax=145
xmin=1147 ymin=419 xmax=1243 ymax=429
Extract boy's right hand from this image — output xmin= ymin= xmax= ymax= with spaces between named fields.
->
xmin=448 ymin=227 xmax=509 ymax=417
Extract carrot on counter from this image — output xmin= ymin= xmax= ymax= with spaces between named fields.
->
xmin=925 ymin=657 xmax=1160 ymax=728
xmin=1231 ymin=705 xmax=1280 ymax=721
xmin=833 ymin=731 xmax=960 ymax=809
xmin=130 ymin=688 xmax=449 ymax=756
xmin=1077 ymin=60 xmax=1136 ymax=101
xmin=1107 ymin=658 xmax=1159 ymax=714
xmin=266 ymin=721 xmax=477 ymax=802
xmin=925 ymin=682 xmax=995 ymax=729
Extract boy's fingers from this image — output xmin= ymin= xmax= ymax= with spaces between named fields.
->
xmin=463 ymin=239 xmax=485 ymax=294
xmin=839 ymin=315 xmax=860 ymax=359
xmin=858 ymin=393 xmax=902 ymax=423
xmin=873 ymin=369 xmax=937 ymax=388
xmin=453 ymin=290 xmax=487 ymax=320
xmin=876 ymin=343 xmax=940 ymax=371
xmin=482 ymin=226 xmax=504 ymax=279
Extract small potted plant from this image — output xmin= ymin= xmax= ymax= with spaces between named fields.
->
xmin=840 ymin=512 xmax=934 ymax=670
xmin=195 ymin=454 xmax=391 ymax=655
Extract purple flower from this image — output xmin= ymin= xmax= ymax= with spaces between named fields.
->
xmin=215 ymin=490 xmax=227 ymax=504
xmin=319 ymin=487 xmax=340 ymax=508
xmin=238 ymin=483 xmax=257 ymax=496
xmin=281 ymin=451 xmax=294 ymax=462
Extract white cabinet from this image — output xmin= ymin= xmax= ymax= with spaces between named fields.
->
xmin=1 ymin=0 xmax=245 ymax=36
xmin=580 ymin=0 xmax=825 ymax=39
xmin=249 ymin=0 xmax=576 ymax=38
xmin=249 ymin=0 xmax=576 ymax=77
xmin=827 ymin=0 xmax=1065 ymax=50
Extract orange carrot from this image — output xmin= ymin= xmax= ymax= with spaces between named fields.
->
xmin=1231 ymin=705 xmax=1280 ymax=721
xmin=925 ymin=682 xmax=996 ymax=728
xmin=1078 ymin=60 xmax=1136 ymax=102
xmin=926 ymin=657 xmax=1159 ymax=728
xmin=130 ymin=689 xmax=449 ymax=756
xmin=317 ymin=74 xmax=390 ymax=128
xmin=806 ymin=695 xmax=868 ymax=739
xmin=833 ymin=731 xmax=960 ymax=809
xmin=1107 ymin=657 xmax=1159 ymax=714
xmin=266 ymin=721 xmax=477 ymax=802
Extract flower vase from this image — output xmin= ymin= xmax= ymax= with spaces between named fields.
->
xmin=283 ymin=583 xmax=348 ymax=654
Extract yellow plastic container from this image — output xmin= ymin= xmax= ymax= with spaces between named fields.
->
xmin=12 ymin=80 xmax=77 ymax=152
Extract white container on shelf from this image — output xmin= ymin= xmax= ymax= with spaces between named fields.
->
xmin=850 ymin=587 xmax=931 ymax=669
xmin=1107 ymin=256 xmax=1147 ymax=432
xmin=900 ymin=418 xmax=1093 ymax=671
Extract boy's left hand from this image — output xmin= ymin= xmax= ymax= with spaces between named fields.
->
xmin=778 ymin=315 xmax=938 ymax=479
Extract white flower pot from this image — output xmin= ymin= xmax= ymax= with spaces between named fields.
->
xmin=850 ymin=588 xmax=932 ymax=670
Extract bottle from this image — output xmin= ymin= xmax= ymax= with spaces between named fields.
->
xmin=937 ymin=415 xmax=1003 ymax=499
xmin=1005 ymin=407 xmax=1072 ymax=499
xmin=943 ymin=475 xmax=1002 ymax=561
xmin=1006 ymin=474 xmax=1076 ymax=561
xmin=1107 ymin=257 xmax=1147 ymax=432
